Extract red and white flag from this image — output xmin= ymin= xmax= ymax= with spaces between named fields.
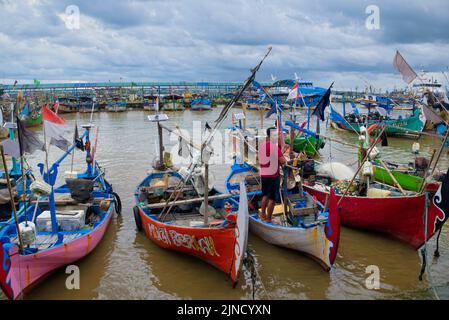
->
xmin=286 ymin=81 xmax=301 ymax=101
xmin=393 ymin=50 xmax=417 ymax=84
xmin=43 ymin=105 xmax=70 ymax=151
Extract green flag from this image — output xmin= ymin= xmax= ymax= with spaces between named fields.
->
xmin=33 ymin=79 xmax=41 ymax=87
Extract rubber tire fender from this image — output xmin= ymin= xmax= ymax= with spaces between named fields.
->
xmin=133 ymin=206 xmax=143 ymax=232
xmin=113 ymin=192 xmax=122 ymax=215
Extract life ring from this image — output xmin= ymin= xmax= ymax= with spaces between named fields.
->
xmin=133 ymin=206 xmax=143 ymax=232
xmin=113 ymin=192 xmax=122 ymax=215
xmin=367 ymin=124 xmax=379 ymax=136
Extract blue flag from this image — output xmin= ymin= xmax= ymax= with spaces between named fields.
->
xmin=20 ymin=103 xmax=29 ymax=119
xmin=265 ymin=102 xmax=283 ymax=119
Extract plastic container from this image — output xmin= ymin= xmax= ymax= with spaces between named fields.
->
xmin=36 ymin=209 xmax=86 ymax=232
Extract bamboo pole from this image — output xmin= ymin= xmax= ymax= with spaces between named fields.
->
xmin=203 ymin=163 xmax=209 ymax=225
xmin=379 ymin=159 xmax=406 ymax=195
xmin=0 ymin=146 xmax=24 ymax=252
xmin=338 ymin=126 xmax=386 ymax=206
xmin=418 ymin=149 xmax=437 ymax=194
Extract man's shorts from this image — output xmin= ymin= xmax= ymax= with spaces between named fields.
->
xmin=261 ymin=176 xmax=280 ymax=201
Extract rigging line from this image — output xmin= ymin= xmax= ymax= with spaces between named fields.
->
xmin=160 ymin=48 xmax=272 ymax=219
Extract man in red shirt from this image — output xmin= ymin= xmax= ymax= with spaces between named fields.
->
xmin=258 ymin=127 xmax=286 ymax=222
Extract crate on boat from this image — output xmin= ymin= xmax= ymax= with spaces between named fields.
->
xmin=36 ymin=209 xmax=86 ymax=232
xmin=287 ymin=193 xmax=318 ymax=216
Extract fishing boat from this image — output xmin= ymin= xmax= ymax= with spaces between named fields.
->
xmin=162 ymin=94 xmax=184 ymax=111
xmin=25 ymin=112 xmax=43 ymax=127
xmin=284 ymin=121 xmax=325 ymax=157
xmin=133 ymin=47 xmax=274 ymax=284
xmin=106 ymin=98 xmax=127 ymax=112
xmin=303 ymin=161 xmax=446 ymax=249
xmin=57 ymin=97 xmax=78 ymax=113
xmin=330 ymin=105 xmax=425 ymax=136
xmin=268 ymin=80 xmax=327 ymax=108
xmin=0 ymin=124 xmax=120 ymax=300
xmin=190 ymin=95 xmax=212 ymax=111
xmin=225 ymin=160 xmax=340 ymax=270
xmin=370 ymin=158 xmax=440 ymax=192
xmin=133 ymin=168 xmax=249 ymax=284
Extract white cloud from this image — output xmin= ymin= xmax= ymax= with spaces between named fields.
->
xmin=0 ymin=0 xmax=448 ymax=90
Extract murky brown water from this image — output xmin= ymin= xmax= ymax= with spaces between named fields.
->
xmin=2 ymin=104 xmax=449 ymax=300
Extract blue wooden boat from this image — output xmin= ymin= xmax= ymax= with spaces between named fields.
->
xmin=191 ymin=96 xmax=212 ymax=110
xmin=330 ymin=105 xmax=425 ymax=136
xmin=225 ymin=159 xmax=340 ymax=270
xmin=0 ymin=124 xmax=120 ymax=300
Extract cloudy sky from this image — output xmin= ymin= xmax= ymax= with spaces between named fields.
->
xmin=0 ymin=0 xmax=448 ymax=90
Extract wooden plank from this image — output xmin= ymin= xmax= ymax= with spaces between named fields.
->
xmin=146 ymin=193 xmax=233 ymax=209
xmin=31 ymin=198 xmax=113 ymax=206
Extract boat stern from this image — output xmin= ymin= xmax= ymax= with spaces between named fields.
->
xmin=230 ymin=182 xmax=249 ymax=284
xmin=326 ymin=188 xmax=340 ymax=266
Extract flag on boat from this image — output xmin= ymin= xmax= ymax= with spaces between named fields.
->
xmin=432 ymin=167 xmax=449 ymax=231
xmin=2 ymin=117 xmax=45 ymax=157
xmin=393 ymin=50 xmax=417 ymax=84
xmin=265 ymin=102 xmax=283 ymax=119
xmin=312 ymin=83 xmax=333 ymax=121
xmin=74 ymin=121 xmax=85 ymax=151
xmin=421 ymin=103 xmax=444 ymax=125
xmin=43 ymin=105 xmax=70 ymax=151
xmin=19 ymin=103 xmax=29 ymax=119
xmin=286 ymin=81 xmax=301 ymax=101
xmin=91 ymin=127 xmax=99 ymax=162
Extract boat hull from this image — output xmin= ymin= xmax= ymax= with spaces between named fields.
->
xmin=304 ymin=185 xmax=444 ymax=249
xmin=330 ymin=108 xmax=425 ymax=136
xmin=138 ymin=209 xmax=244 ymax=283
xmin=0 ymin=203 xmax=114 ymax=300
xmin=25 ymin=113 xmax=43 ymax=127
xmin=372 ymin=162 xmax=439 ymax=192
xmin=191 ymin=104 xmax=212 ymax=111
xmin=248 ymin=189 xmax=339 ymax=270
xmin=162 ymin=102 xmax=184 ymax=111
xmin=285 ymin=135 xmax=324 ymax=157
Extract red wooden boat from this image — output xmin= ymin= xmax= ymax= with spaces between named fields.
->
xmin=304 ymin=182 xmax=447 ymax=249
xmin=133 ymin=170 xmax=249 ymax=284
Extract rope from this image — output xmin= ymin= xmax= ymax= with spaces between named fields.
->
xmin=243 ymin=249 xmax=271 ymax=300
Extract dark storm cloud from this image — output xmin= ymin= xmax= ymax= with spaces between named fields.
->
xmin=0 ymin=0 xmax=448 ymax=89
